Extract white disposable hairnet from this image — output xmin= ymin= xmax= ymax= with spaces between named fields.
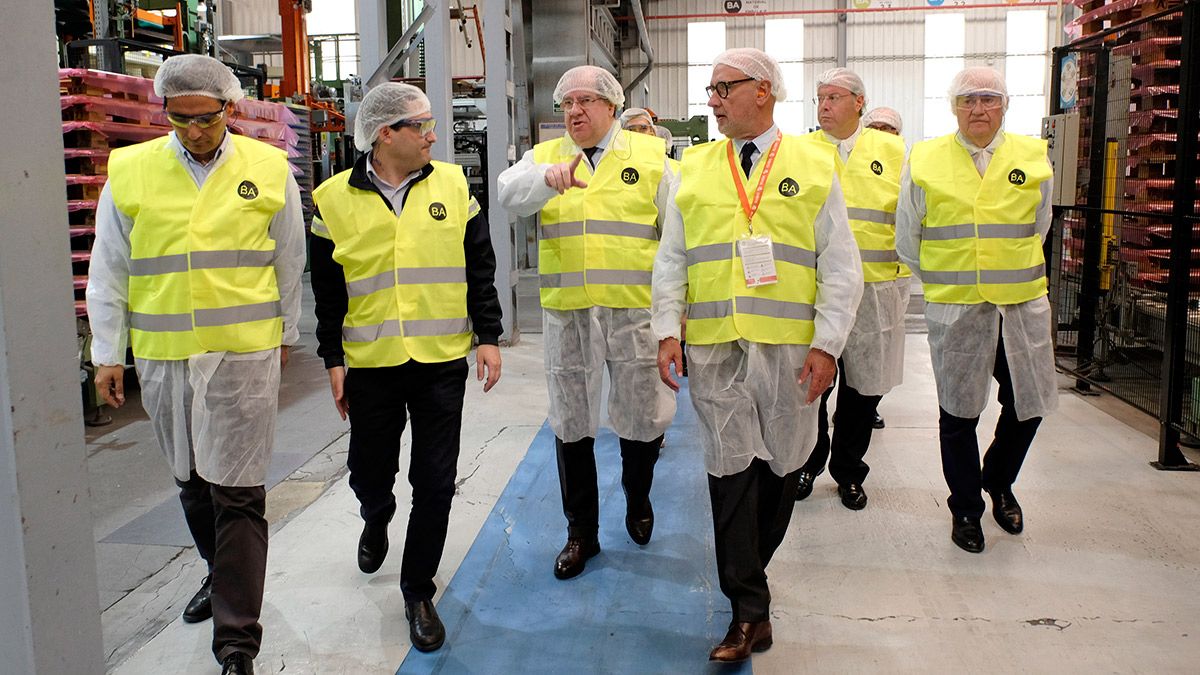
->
xmin=948 ymin=66 xmax=1009 ymax=102
xmin=712 ymin=48 xmax=786 ymax=101
xmin=553 ymin=66 xmax=625 ymax=108
xmin=863 ymin=107 xmax=903 ymax=133
xmin=654 ymin=125 xmax=674 ymax=146
xmin=353 ymin=82 xmax=432 ymax=152
xmin=816 ymin=67 xmax=866 ymax=98
xmin=620 ymin=107 xmax=654 ymax=129
xmin=154 ymin=54 xmax=244 ymax=103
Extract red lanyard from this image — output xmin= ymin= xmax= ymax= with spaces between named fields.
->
xmin=726 ymin=132 xmax=782 ymax=234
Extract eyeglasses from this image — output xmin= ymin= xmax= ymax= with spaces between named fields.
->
xmin=389 ymin=117 xmax=437 ymax=135
xmin=560 ymin=96 xmax=601 ymax=111
xmin=166 ymin=108 xmax=226 ymax=129
xmin=814 ymin=93 xmax=854 ymax=106
xmin=705 ymin=77 xmax=756 ymax=99
xmin=954 ymin=95 xmax=1004 ymax=111
xmin=625 ymin=123 xmax=653 ymax=133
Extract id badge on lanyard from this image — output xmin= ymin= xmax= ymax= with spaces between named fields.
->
xmin=727 ymin=134 xmax=783 ymax=288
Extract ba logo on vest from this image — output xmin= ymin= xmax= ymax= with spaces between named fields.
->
xmin=1008 ymin=168 xmax=1027 ymax=185
xmin=870 ymin=160 xmax=884 ymax=176
xmin=429 ymin=202 xmax=448 ymax=220
xmin=621 ymin=167 xmax=640 ymax=185
xmin=237 ymin=180 xmax=259 ymax=200
xmin=778 ymin=177 xmax=800 ymax=197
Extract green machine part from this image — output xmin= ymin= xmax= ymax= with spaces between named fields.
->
xmin=657 ymin=115 xmax=710 ymax=145
xmin=138 ymin=0 xmax=202 ymax=53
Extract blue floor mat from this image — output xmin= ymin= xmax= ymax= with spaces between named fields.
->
xmin=398 ymin=380 xmax=753 ymax=674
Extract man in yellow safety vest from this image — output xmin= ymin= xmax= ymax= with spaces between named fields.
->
xmin=897 ymin=66 xmax=1057 ymax=554
xmin=87 ymin=54 xmax=306 ymax=675
xmin=309 ymin=82 xmax=502 ymax=653
xmin=653 ymin=48 xmax=863 ymax=662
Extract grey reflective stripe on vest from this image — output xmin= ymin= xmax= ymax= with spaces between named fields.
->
xmin=540 ymin=221 xmax=585 ymax=239
xmin=980 ymin=265 xmax=1045 ymax=284
xmin=586 ymin=269 xmax=653 ymax=285
xmin=310 ymin=218 xmax=330 ymax=238
xmin=687 ymin=300 xmax=733 ymax=320
xmin=773 ymin=243 xmax=817 ymax=268
xmin=846 ymin=207 xmax=896 ymax=225
xmin=736 ymin=296 xmax=815 ymax=321
xmin=921 ymin=270 xmax=978 ymax=285
xmin=687 ymin=243 xmax=733 ymax=265
xmin=193 ymin=300 xmax=281 ymax=327
xmin=129 ymin=254 xmax=188 ymax=276
xmin=129 ymin=250 xmax=273 ymax=276
xmin=190 ymin=249 xmax=274 ymax=269
xmin=346 ymin=267 xmax=468 ymax=298
xmin=586 ymin=219 xmax=658 ymax=240
xmin=859 ymin=248 xmax=900 ymax=263
xmin=403 ymin=317 xmax=471 ymax=337
xmin=978 ymin=223 xmax=1037 ymax=239
xmin=540 ymin=272 xmax=585 ymax=288
xmin=342 ymin=317 xmax=470 ymax=342
xmin=130 ymin=312 xmax=192 ymax=332
xmin=922 ymin=223 xmax=976 ymax=241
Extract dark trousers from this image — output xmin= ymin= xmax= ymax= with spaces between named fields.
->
xmin=801 ymin=358 xmax=883 ymax=486
xmin=556 ymin=435 xmax=662 ymax=539
xmin=175 ymin=472 xmax=267 ymax=663
xmin=708 ymin=459 xmax=801 ymax=622
xmin=345 ymin=358 xmax=468 ymax=602
xmin=939 ymin=333 xmax=1042 ymax=518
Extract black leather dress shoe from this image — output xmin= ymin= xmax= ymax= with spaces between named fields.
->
xmin=405 ymin=599 xmax=446 ymax=652
xmin=794 ymin=471 xmax=816 ymax=501
xmin=873 ymin=412 xmax=885 ymax=429
xmin=181 ymin=575 xmax=212 ymax=623
xmin=838 ymin=483 xmax=868 ymax=510
xmin=951 ymin=516 xmax=985 ymax=553
xmin=708 ymin=620 xmax=773 ymax=662
xmin=220 ymin=652 xmax=253 ymax=675
xmin=357 ymin=521 xmax=389 ymax=574
xmin=553 ymin=537 xmax=600 ymax=580
xmin=987 ymin=489 xmax=1024 ymax=534
xmin=625 ymin=504 xmax=654 ymax=546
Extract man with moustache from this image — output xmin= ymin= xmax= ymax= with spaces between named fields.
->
xmin=653 ymin=48 xmax=862 ymax=662
xmin=309 ymin=82 xmax=503 ymax=652
xmin=498 ymin=66 xmax=677 ymax=581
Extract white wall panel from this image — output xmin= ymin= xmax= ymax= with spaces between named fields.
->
xmin=614 ymin=0 xmax=1058 ymax=140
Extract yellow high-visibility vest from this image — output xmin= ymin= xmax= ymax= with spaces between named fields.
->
xmin=807 ymin=128 xmax=906 ymax=282
xmin=911 ymin=133 xmax=1051 ymax=304
xmin=107 ymin=134 xmax=288 ymax=360
xmin=311 ymin=161 xmax=475 ymax=367
xmin=533 ymin=129 xmax=664 ymax=310
xmin=675 ymin=135 xmax=834 ymax=345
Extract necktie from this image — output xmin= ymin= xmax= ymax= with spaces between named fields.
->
xmin=740 ymin=142 xmax=756 ymax=177
xmin=970 ymin=147 xmax=992 ymax=177
xmin=583 ymin=146 xmax=600 ymax=167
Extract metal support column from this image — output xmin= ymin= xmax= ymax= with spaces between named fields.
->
xmin=425 ymin=0 xmax=454 ymax=163
xmin=357 ymin=0 xmax=389 ymax=84
xmin=1076 ymin=47 xmax=1109 ymax=392
xmin=1154 ymin=0 xmax=1200 ymax=470
xmin=836 ymin=0 xmax=848 ymax=67
xmin=484 ymin=0 xmax=519 ymax=342
xmin=0 ymin=1 xmax=104 ymax=672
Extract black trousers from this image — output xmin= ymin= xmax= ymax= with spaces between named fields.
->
xmin=176 ymin=472 xmax=267 ymax=663
xmin=556 ymin=435 xmax=662 ymax=539
xmin=801 ymin=358 xmax=883 ymax=486
xmin=939 ymin=333 xmax=1042 ymax=518
xmin=345 ymin=358 xmax=468 ymax=602
xmin=708 ymin=459 xmax=801 ymax=623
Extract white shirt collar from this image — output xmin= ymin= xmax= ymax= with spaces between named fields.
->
xmin=735 ymin=123 xmax=781 ymax=157
xmin=168 ymin=130 xmax=231 ymax=168
xmin=956 ymin=129 xmax=1006 ymax=155
xmin=366 ymin=152 xmax=422 ymax=194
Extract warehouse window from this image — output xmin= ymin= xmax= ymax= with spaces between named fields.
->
xmin=923 ymin=13 xmax=965 ymax=139
xmin=688 ymin=22 xmax=726 ymax=140
xmin=1005 ymin=10 xmax=1049 ymax=137
xmin=764 ymin=18 xmax=805 ymax=134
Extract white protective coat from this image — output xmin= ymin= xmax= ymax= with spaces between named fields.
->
xmin=896 ymin=130 xmax=1058 ymax=421
xmin=87 ymin=132 xmax=305 ymax=486
xmin=497 ymin=121 xmax=677 ymax=443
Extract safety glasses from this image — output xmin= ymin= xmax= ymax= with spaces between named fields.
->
xmin=166 ymin=108 xmax=227 ymax=129
xmin=390 ymin=117 xmax=437 ymax=135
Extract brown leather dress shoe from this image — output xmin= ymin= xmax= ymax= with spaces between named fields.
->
xmin=708 ymin=620 xmax=773 ymax=662
xmin=553 ymin=537 xmax=600 ymax=580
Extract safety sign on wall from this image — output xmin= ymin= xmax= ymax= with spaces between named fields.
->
xmin=724 ymin=0 xmax=769 ymax=13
